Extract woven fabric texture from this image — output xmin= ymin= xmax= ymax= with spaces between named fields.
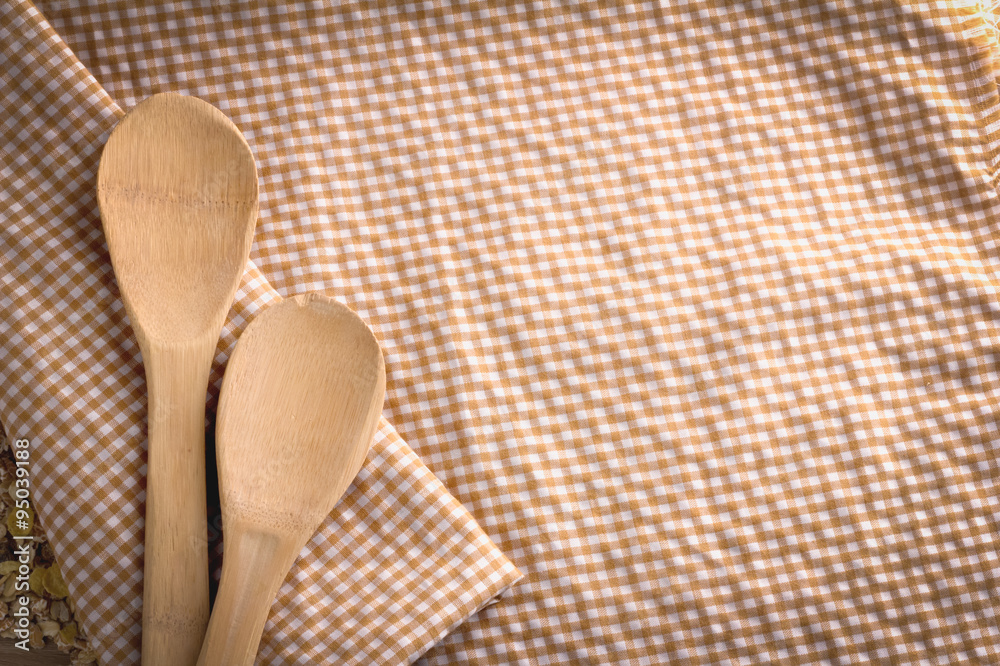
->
xmin=7 ymin=0 xmax=1000 ymax=663
xmin=0 ymin=2 xmax=520 ymax=664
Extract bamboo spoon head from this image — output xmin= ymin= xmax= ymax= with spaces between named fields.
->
xmin=216 ymin=294 xmax=386 ymax=536
xmin=96 ymin=92 xmax=258 ymax=345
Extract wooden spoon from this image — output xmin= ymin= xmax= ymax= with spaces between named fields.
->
xmin=96 ymin=93 xmax=258 ymax=665
xmin=196 ymin=293 xmax=385 ymax=665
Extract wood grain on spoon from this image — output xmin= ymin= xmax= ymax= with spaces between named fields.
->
xmin=197 ymin=294 xmax=385 ymax=666
xmin=96 ymin=93 xmax=258 ymax=666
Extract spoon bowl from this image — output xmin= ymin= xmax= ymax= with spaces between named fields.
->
xmin=97 ymin=92 xmax=258 ymax=665
xmin=197 ymin=293 xmax=385 ymax=666
xmin=98 ymin=93 xmax=257 ymax=344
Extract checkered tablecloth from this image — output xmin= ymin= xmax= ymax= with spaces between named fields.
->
xmin=6 ymin=0 xmax=1000 ymax=663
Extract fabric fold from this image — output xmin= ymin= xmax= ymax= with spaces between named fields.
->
xmin=0 ymin=1 xmax=521 ymax=663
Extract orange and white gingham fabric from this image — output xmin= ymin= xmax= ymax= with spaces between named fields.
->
xmin=0 ymin=2 xmax=520 ymax=664
xmin=8 ymin=0 xmax=1000 ymax=663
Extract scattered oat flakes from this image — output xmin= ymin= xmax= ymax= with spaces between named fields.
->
xmin=44 ymin=562 xmax=69 ymax=599
xmin=28 ymin=565 xmax=46 ymax=596
xmin=38 ymin=618 xmax=60 ymax=638
xmin=50 ymin=598 xmax=69 ymax=623
xmin=28 ymin=621 xmax=44 ymax=649
xmin=58 ymin=621 xmax=77 ymax=646
xmin=0 ymin=434 xmax=89 ymax=659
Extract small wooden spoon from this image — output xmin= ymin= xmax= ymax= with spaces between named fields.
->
xmin=197 ymin=294 xmax=385 ymax=666
xmin=96 ymin=93 xmax=258 ymax=665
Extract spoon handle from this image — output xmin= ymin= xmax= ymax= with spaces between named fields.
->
xmin=197 ymin=522 xmax=302 ymax=666
xmin=141 ymin=341 xmax=214 ymax=666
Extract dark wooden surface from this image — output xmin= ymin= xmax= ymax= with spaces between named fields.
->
xmin=0 ymin=639 xmax=72 ymax=664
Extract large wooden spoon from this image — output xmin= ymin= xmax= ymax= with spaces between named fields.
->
xmin=96 ymin=93 xmax=258 ymax=665
xmin=197 ymin=293 xmax=385 ymax=665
